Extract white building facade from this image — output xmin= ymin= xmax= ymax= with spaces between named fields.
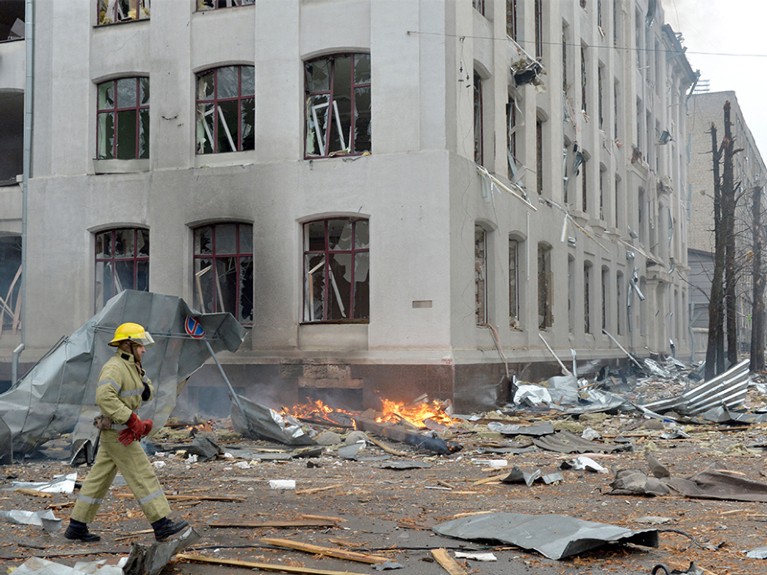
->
xmin=0 ymin=0 xmax=696 ymax=412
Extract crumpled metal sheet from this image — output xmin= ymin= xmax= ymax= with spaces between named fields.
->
xmin=231 ymin=395 xmax=317 ymax=446
xmin=123 ymin=526 xmax=200 ymax=575
xmin=0 ymin=290 xmax=245 ymax=458
xmin=532 ymin=430 xmax=628 ymax=454
xmin=640 ymin=359 xmax=751 ymax=415
xmin=432 ymin=512 xmax=659 ymax=560
xmin=610 ymin=469 xmax=767 ymax=502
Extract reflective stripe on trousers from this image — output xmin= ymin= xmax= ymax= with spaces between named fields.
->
xmin=70 ymin=430 xmax=170 ymax=524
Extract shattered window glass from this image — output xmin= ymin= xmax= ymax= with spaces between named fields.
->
xmin=197 ymin=0 xmax=255 ymax=11
xmin=538 ymin=243 xmax=553 ymax=329
xmin=98 ymin=0 xmax=150 ymax=26
xmin=509 ymin=237 xmax=519 ymax=326
xmin=303 ymin=218 xmax=369 ymax=323
xmin=304 ymin=53 xmax=371 ymax=158
xmin=97 ymin=77 xmax=149 ymax=160
xmin=0 ymin=235 xmax=22 ymax=330
xmin=475 ymin=226 xmax=487 ymax=326
xmin=196 ymin=65 xmax=255 ymax=154
xmin=193 ymin=222 xmax=253 ymax=324
xmin=474 ymin=72 xmax=483 ymax=165
xmin=94 ymin=228 xmax=150 ymax=312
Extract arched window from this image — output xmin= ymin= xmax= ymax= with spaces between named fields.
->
xmin=97 ymin=77 xmax=149 ymax=160
xmin=304 ymin=54 xmax=371 ymax=158
xmin=95 ymin=228 xmax=149 ymax=310
xmin=196 ymin=65 xmax=255 ymax=154
xmin=193 ymin=223 xmax=253 ymax=324
xmin=303 ymin=218 xmax=369 ymax=322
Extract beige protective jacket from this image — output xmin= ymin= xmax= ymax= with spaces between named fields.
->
xmin=95 ymin=351 xmax=154 ymax=425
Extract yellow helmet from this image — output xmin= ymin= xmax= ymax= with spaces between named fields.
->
xmin=108 ymin=322 xmax=155 ymax=347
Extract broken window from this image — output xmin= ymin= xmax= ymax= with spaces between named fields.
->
xmin=196 ymin=65 xmax=255 ymax=154
xmin=616 ymin=270 xmax=624 ymax=335
xmin=303 ymin=218 xmax=369 ymax=323
xmin=567 ymin=255 xmax=575 ymax=333
xmin=506 ymin=97 xmax=517 ymax=181
xmin=598 ymin=62 xmax=604 ymax=129
xmin=0 ymin=235 xmax=22 ymax=331
xmin=472 ymin=0 xmax=485 ymax=15
xmin=614 ymin=79 xmax=620 ymax=140
xmin=304 ymin=54 xmax=371 ymax=158
xmin=97 ymin=77 xmax=149 ymax=160
xmin=584 ymin=261 xmax=592 ymax=334
xmin=474 ymin=72 xmax=483 ymax=165
xmin=562 ymin=22 xmax=569 ymax=94
xmin=98 ymin=0 xmax=150 ymax=25
xmin=534 ymin=0 xmax=543 ymax=60
xmin=506 ymin=0 xmax=518 ymax=39
xmin=580 ymin=44 xmax=587 ymax=115
xmin=193 ymin=222 xmax=253 ymax=324
xmin=509 ymin=236 xmax=520 ymax=328
xmin=95 ymin=228 xmax=149 ymax=312
xmin=599 ymin=163 xmax=606 ymax=221
xmin=581 ymin=152 xmax=588 ymax=213
xmin=475 ymin=226 xmax=487 ymax=326
xmin=197 ymin=0 xmax=254 ymax=11
xmin=601 ymin=265 xmax=609 ymax=331
xmin=536 ymin=119 xmax=543 ymax=195
xmin=538 ymin=243 xmax=552 ymax=329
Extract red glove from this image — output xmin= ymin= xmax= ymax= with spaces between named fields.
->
xmin=126 ymin=413 xmax=154 ymax=438
xmin=118 ymin=428 xmax=139 ymax=446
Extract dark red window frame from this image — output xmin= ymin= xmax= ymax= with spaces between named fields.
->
xmin=303 ymin=218 xmax=369 ymax=323
xmin=97 ymin=77 xmax=149 ymax=160
xmin=304 ymin=53 xmax=371 ymax=158
xmin=196 ymin=65 xmax=255 ymax=154
xmin=95 ymin=228 xmax=150 ymax=309
xmin=193 ymin=222 xmax=253 ymax=324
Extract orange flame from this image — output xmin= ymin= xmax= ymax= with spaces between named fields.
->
xmin=375 ymin=398 xmax=455 ymax=428
xmin=281 ymin=398 xmax=456 ymax=429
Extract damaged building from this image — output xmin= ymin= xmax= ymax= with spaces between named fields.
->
xmin=686 ymin=91 xmax=767 ymax=361
xmin=0 ymin=0 xmax=697 ymax=414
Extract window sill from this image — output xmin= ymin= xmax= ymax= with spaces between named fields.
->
xmin=195 ymin=151 xmax=256 ymax=169
xmin=298 ymin=322 xmax=369 ymax=351
xmin=94 ymin=159 xmax=150 ymax=174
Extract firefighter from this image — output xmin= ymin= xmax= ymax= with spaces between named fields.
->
xmin=65 ymin=322 xmax=189 ymax=543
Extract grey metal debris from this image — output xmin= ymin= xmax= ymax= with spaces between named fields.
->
xmin=0 ymin=290 xmax=245 ymax=460
xmin=640 ymin=359 xmax=751 ymax=415
xmin=532 ymin=430 xmax=629 ymax=454
xmin=432 ymin=512 xmax=659 ymax=560
xmin=0 ymin=509 xmax=61 ymax=532
xmin=123 ymin=526 xmax=200 ymax=575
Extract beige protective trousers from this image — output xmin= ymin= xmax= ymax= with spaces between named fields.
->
xmin=70 ymin=429 xmax=170 ymax=524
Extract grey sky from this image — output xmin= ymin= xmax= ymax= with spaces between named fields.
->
xmin=662 ymin=0 xmax=767 ymax=163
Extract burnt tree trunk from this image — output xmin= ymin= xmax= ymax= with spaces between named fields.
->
xmin=751 ymin=185 xmax=765 ymax=372
xmin=722 ymin=102 xmax=738 ymax=368
xmin=705 ymin=123 xmax=725 ymax=380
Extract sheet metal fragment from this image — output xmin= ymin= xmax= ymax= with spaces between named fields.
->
xmin=432 ymin=512 xmax=658 ymax=560
xmin=640 ymin=359 xmax=750 ymax=415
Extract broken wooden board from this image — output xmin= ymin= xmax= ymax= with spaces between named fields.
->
xmin=208 ymin=519 xmax=340 ymax=528
xmin=174 ymin=553 xmax=370 ymax=575
xmin=260 ymin=537 xmax=391 ymax=564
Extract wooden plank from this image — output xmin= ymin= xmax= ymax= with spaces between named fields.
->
xmin=430 ymin=548 xmax=468 ymax=575
xmin=208 ymin=519 xmax=338 ymax=528
xmin=261 ymin=537 xmax=390 ymax=564
xmin=116 ymin=493 xmax=245 ymax=502
xmin=174 ymin=553 xmax=370 ymax=575
xmin=16 ymin=488 xmax=53 ymax=498
xmin=295 ymin=483 xmax=344 ymax=495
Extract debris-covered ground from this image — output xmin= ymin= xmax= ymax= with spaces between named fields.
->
xmin=5 ymin=360 xmax=767 ymax=575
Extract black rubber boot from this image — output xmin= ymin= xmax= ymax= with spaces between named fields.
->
xmin=64 ymin=519 xmax=101 ymax=542
xmin=151 ymin=517 xmax=189 ymax=542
